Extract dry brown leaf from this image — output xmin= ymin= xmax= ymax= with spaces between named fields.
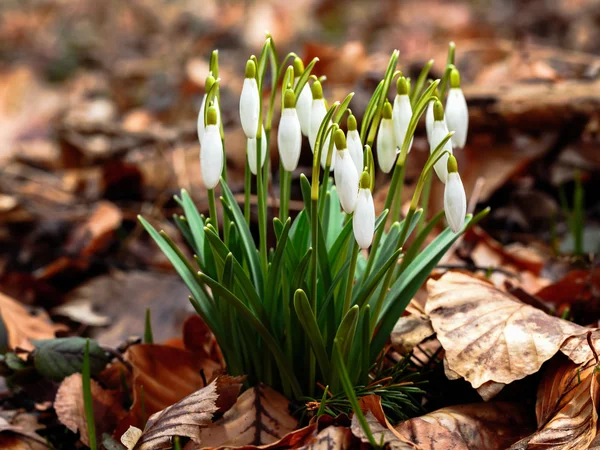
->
xmin=426 ymin=272 xmax=588 ymax=393
xmin=0 ymin=291 xmax=65 ymax=352
xmin=391 ymin=315 xmax=435 ymax=355
xmin=560 ymin=330 xmax=600 ymax=365
xmin=198 ymin=384 xmax=298 ymax=448
xmin=396 ymin=402 xmax=533 ymax=450
xmin=132 ymin=378 xmax=220 ymax=450
xmin=54 ymin=373 xmax=126 ymax=447
xmin=509 ymin=357 xmax=600 ymax=449
xmin=351 ymin=411 xmax=414 ymax=450
xmin=0 ymin=411 xmax=47 ymax=450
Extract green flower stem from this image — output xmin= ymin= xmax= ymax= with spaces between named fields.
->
xmin=222 ymin=138 xmax=230 ymax=244
xmin=389 ymin=163 xmax=406 ymax=224
xmin=417 ymin=171 xmax=433 ymax=232
xmin=279 ymin=165 xmax=291 ymax=222
xmin=256 ymin=134 xmax=268 ymax=275
xmin=208 ymin=188 xmax=219 ymax=237
xmin=244 ymin=162 xmax=251 ymax=225
xmin=343 ymin=241 xmax=360 ymax=315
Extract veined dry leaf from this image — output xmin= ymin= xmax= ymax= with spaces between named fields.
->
xmin=54 ymin=373 xmax=126 ymax=447
xmin=426 ymin=272 xmax=587 ymax=393
xmin=198 ymin=384 xmax=298 ymax=448
xmin=509 ymin=357 xmax=599 ymax=449
xmin=0 ymin=291 xmax=66 ymax=352
xmin=391 ymin=315 xmax=435 ymax=355
xmin=560 ymin=330 xmax=600 ymax=365
xmin=133 ymin=378 xmax=219 ymax=450
xmin=396 ymin=402 xmax=533 ymax=450
xmin=0 ymin=411 xmax=47 ymax=450
xmin=351 ymin=411 xmax=414 ymax=450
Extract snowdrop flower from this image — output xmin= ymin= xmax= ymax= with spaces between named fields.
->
xmin=320 ymin=124 xmax=335 ymax=171
xmin=333 ymin=129 xmax=359 ymax=213
xmin=353 ymin=171 xmax=375 ymax=249
xmin=445 ymin=68 xmax=468 ymax=149
xmin=278 ymin=89 xmax=302 ymax=172
xmin=376 ymin=100 xmax=396 ymax=173
xmin=247 ymin=126 xmax=267 ymax=175
xmin=430 ymin=100 xmax=453 ymax=184
xmin=444 ymin=155 xmax=466 ymax=232
xmin=240 ymin=60 xmax=260 ymax=139
xmin=197 ymin=75 xmax=220 ymax=143
xmin=200 ymin=105 xmax=223 ymax=189
xmin=293 ymin=57 xmax=312 ymax=137
xmin=309 ymin=80 xmax=326 ymax=153
xmin=346 ymin=114 xmax=363 ymax=175
xmin=392 ymin=76 xmax=413 ymax=153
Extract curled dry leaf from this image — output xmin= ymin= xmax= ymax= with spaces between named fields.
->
xmin=391 ymin=315 xmax=435 ymax=355
xmin=0 ymin=291 xmax=66 ymax=352
xmin=54 ymin=373 xmax=126 ymax=447
xmin=351 ymin=411 xmax=414 ymax=450
xmin=198 ymin=384 xmax=298 ymax=448
xmin=509 ymin=357 xmax=600 ymax=449
xmin=396 ymin=402 xmax=534 ymax=450
xmin=426 ymin=272 xmax=588 ymax=393
xmin=0 ymin=411 xmax=47 ymax=450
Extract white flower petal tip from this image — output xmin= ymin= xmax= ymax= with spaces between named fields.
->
xmin=333 ymin=134 xmax=359 ymax=214
xmin=320 ymin=130 xmax=336 ymax=171
xmin=247 ymin=126 xmax=268 ymax=175
xmin=444 ymin=163 xmax=466 ymax=233
xmin=445 ymin=87 xmax=468 ymax=149
xmin=309 ymin=99 xmax=326 ymax=153
xmin=200 ymin=124 xmax=224 ymax=189
xmin=392 ymin=93 xmax=413 ymax=154
xmin=278 ymin=108 xmax=302 ymax=172
xmin=376 ymin=101 xmax=397 ymax=174
xmin=346 ymin=129 xmax=363 ymax=175
xmin=425 ymin=100 xmax=435 ymax=144
xmin=430 ymin=119 xmax=453 ymax=184
xmin=353 ymin=188 xmax=375 ymax=249
xmin=240 ymin=65 xmax=260 ymax=139
xmin=296 ymin=83 xmax=312 ymax=137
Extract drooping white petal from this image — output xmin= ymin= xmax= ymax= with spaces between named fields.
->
xmin=197 ymin=95 xmax=220 ymax=143
xmin=392 ymin=94 xmax=413 ymax=153
xmin=309 ymin=99 xmax=327 ymax=152
xmin=240 ymin=78 xmax=260 ymax=139
xmin=200 ymin=124 xmax=223 ymax=189
xmin=278 ymin=109 xmax=302 ymax=172
xmin=444 ymin=172 xmax=466 ymax=233
xmin=376 ymin=118 xmax=397 ymax=173
xmin=445 ymin=87 xmax=469 ymax=149
xmin=346 ymin=130 xmax=363 ymax=175
xmin=320 ymin=125 xmax=335 ymax=171
xmin=353 ymin=188 xmax=375 ymax=249
xmin=247 ymin=126 xmax=268 ymax=175
xmin=425 ymin=100 xmax=435 ymax=144
xmin=430 ymin=120 xmax=453 ymax=183
xmin=296 ymin=83 xmax=312 ymax=137
xmin=334 ymin=149 xmax=359 ymax=213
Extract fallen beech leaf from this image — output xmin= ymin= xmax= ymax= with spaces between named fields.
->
xmin=535 ymin=269 xmax=600 ymax=316
xmin=54 ymin=373 xmax=126 ymax=447
xmin=351 ymin=411 xmax=414 ymax=450
xmin=560 ymin=330 xmax=600 ymax=365
xmin=509 ymin=357 xmax=599 ymax=449
xmin=396 ymin=402 xmax=533 ymax=450
xmin=426 ymin=272 xmax=587 ymax=392
xmin=133 ymin=378 xmax=219 ymax=450
xmin=0 ymin=291 xmax=65 ymax=352
xmin=0 ymin=411 xmax=47 ymax=450
xmin=391 ymin=315 xmax=435 ymax=355
xmin=198 ymin=384 xmax=298 ymax=448
xmin=121 ymin=343 xmax=223 ymax=431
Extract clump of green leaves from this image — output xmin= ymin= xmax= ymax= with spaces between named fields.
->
xmin=139 ymin=38 xmax=487 ymax=408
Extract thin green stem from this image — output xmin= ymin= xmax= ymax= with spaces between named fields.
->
xmin=208 ymin=189 xmax=219 ymax=237
xmin=343 ymin=242 xmax=359 ymax=315
xmin=417 ymin=171 xmax=432 ymax=232
xmin=256 ymin=135 xmax=268 ymax=275
xmin=244 ymin=162 xmax=251 ymax=225
xmin=279 ymin=165 xmax=291 ymax=222
xmin=390 ymin=163 xmax=406 ymax=224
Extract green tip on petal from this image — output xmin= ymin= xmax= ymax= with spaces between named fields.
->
xmin=293 ymin=57 xmax=305 ymax=76
xmin=245 ymin=60 xmax=256 ymax=79
xmin=382 ymin=100 xmax=393 ymax=119
xmin=207 ymin=105 xmax=218 ymax=125
xmin=433 ymin=100 xmax=444 ymax=121
xmin=283 ymin=88 xmax=296 ymax=108
xmin=450 ymin=68 xmax=461 ymax=88
xmin=447 ymin=155 xmax=458 ymax=173
xmin=359 ymin=171 xmax=371 ymax=189
xmin=205 ymin=74 xmax=216 ymax=92
xmin=334 ymin=129 xmax=346 ymax=150
xmin=396 ymin=76 xmax=409 ymax=95
xmin=348 ymin=114 xmax=357 ymax=131
xmin=311 ymin=80 xmax=323 ymax=100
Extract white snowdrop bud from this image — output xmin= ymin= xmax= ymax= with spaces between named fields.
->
xmin=320 ymin=124 xmax=335 ymax=171
xmin=444 ymin=155 xmax=466 ymax=233
xmin=392 ymin=77 xmax=413 ymax=154
xmin=333 ymin=130 xmax=359 ymax=213
xmin=353 ymin=171 xmax=375 ymax=249
xmin=293 ymin=58 xmax=312 ymax=137
xmin=247 ymin=126 xmax=267 ymax=175
xmin=309 ymin=80 xmax=326 ymax=153
xmin=376 ymin=100 xmax=397 ymax=173
xmin=425 ymin=99 xmax=435 ymax=144
xmin=445 ymin=68 xmax=468 ymax=149
xmin=197 ymin=75 xmax=220 ymax=143
xmin=278 ymin=89 xmax=302 ymax=172
xmin=430 ymin=100 xmax=453 ymax=184
xmin=240 ymin=60 xmax=260 ymax=139
xmin=200 ymin=105 xmax=224 ymax=189
xmin=346 ymin=114 xmax=363 ymax=175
